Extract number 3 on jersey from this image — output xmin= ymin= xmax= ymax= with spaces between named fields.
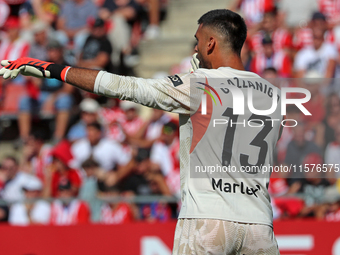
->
xmin=221 ymin=107 xmax=273 ymax=173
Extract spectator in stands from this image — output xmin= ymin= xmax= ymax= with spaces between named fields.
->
xmin=20 ymin=130 xmax=52 ymax=181
xmin=0 ymin=0 xmax=9 ymax=28
xmin=325 ymin=123 xmax=340 ymax=178
xmin=77 ymin=18 xmax=113 ymax=71
xmin=56 ymin=0 xmax=98 ymax=53
xmin=99 ymin=98 xmax=126 ymax=142
xmin=0 ymin=164 xmax=9 ymax=222
xmin=0 ymin=16 xmax=30 ymax=61
xmin=293 ymin=153 xmax=331 ymax=217
xmin=79 ymin=157 xmax=110 ymax=221
xmin=250 ymin=9 xmax=293 ymax=53
xmin=71 ymin=122 xmax=130 ymax=171
xmin=19 ymin=0 xmax=61 ymax=29
xmin=120 ymin=100 xmax=144 ymax=138
xmin=0 ymin=205 xmax=8 ymax=222
xmin=125 ymin=108 xmax=172 ymax=149
xmin=294 ymin=28 xmax=337 ymax=78
xmin=29 ymin=21 xmax=49 ymax=60
xmin=117 ymin=147 xmax=172 ymax=196
xmin=99 ymin=0 xmax=141 ymax=66
xmin=67 ymin=98 xmax=100 ymax=142
xmin=141 ymin=200 xmax=172 ymax=222
xmin=276 ymin=105 xmax=303 ymax=164
xmin=262 ymin=67 xmax=279 ymax=87
xmin=141 ymin=0 xmax=162 ymax=40
xmin=229 ymin=0 xmax=275 ymax=28
xmin=323 ymin=201 xmax=340 ymax=221
xmin=0 ymin=162 xmax=5 ymax=189
xmin=99 ymin=0 xmax=140 ymax=22
xmin=319 ymin=181 xmax=340 ymax=221
xmin=150 ymin=121 xmax=180 ymax=196
xmin=284 ymin=123 xmax=323 ymax=186
xmin=50 ymin=179 xmax=90 ymax=225
xmin=0 ymin=156 xmax=33 ymax=202
xmin=278 ymin=0 xmax=318 ymax=29
xmin=323 ymin=93 xmax=340 ymax=145
xmin=45 ymin=140 xmax=82 ymax=197
xmin=8 ymin=175 xmax=51 ymax=225
xmin=293 ymin=12 xmax=331 ymax=51
xmin=144 ymin=109 xmax=171 ymax=140
xmin=241 ymin=40 xmax=252 ymax=71
xmin=319 ymin=0 xmax=340 ymax=28
xmin=250 ymin=36 xmax=292 ymax=77
xmin=18 ymin=40 xmax=74 ymax=144
xmin=101 ymin=100 xmax=143 ymax=144
xmin=100 ymin=185 xmax=135 ymax=224
xmin=302 ymin=72 xmax=327 ymax=147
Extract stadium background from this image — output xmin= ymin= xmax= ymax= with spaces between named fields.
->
xmin=0 ymin=0 xmax=340 ymax=254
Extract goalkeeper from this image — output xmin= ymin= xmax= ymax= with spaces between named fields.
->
xmin=1 ymin=9 xmax=281 ymax=255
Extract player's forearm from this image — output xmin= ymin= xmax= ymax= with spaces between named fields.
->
xmin=65 ymin=67 xmax=99 ymax=92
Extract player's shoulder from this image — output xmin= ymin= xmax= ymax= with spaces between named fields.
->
xmin=194 ymin=66 xmax=262 ymax=78
xmin=166 ymin=71 xmax=205 ymax=88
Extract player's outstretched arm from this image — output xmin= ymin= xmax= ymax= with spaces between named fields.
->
xmin=0 ymin=57 xmax=200 ymax=114
xmin=0 ymin=58 xmax=99 ymax=93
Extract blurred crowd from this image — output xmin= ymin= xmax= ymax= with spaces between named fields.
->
xmin=1 ymin=0 xmax=340 ymax=226
xmin=0 ymin=0 xmax=177 ymax=225
xmin=0 ymin=100 xmax=180 ymax=225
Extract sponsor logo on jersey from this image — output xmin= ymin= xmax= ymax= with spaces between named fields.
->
xmin=212 ymin=178 xmax=261 ymax=197
xmin=168 ymin=75 xmax=183 ymax=87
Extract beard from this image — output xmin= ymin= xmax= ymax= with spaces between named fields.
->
xmin=197 ymin=52 xmax=209 ymax=69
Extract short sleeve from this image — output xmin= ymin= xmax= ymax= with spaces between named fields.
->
xmin=8 ymin=204 xmax=27 ymax=226
xmin=31 ymin=201 xmax=51 ymax=224
xmin=328 ymin=44 xmax=338 ymax=59
xmin=294 ymin=49 xmax=308 ymax=71
xmin=115 ymin=143 xmax=131 ymax=166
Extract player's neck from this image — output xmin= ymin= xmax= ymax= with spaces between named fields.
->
xmin=211 ymin=54 xmax=245 ymax=71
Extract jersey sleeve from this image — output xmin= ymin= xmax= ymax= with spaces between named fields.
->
xmin=94 ymin=71 xmax=203 ymax=115
xmin=293 ymin=50 xmax=307 ymax=71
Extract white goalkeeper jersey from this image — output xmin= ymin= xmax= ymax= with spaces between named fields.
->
xmin=94 ymin=67 xmax=282 ymax=227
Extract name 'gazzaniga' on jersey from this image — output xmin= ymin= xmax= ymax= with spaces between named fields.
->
xmin=187 ymin=67 xmax=283 ymax=227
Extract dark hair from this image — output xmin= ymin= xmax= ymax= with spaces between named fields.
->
xmin=262 ymin=35 xmax=273 ymax=45
xmin=82 ymin=157 xmax=100 ymax=169
xmin=87 ymin=122 xmax=102 ymax=131
xmin=198 ymin=9 xmax=247 ymax=55
xmin=264 ymin=7 xmax=278 ymax=17
xmin=135 ymin=148 xmax=151 ymax=163
xmin=263 ymin=67 xmax=277 ymax=74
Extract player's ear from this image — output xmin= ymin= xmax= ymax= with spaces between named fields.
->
xmin=207 ymin=37 xmax=215 ymax=55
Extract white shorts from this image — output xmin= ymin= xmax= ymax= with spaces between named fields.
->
xmin=172 ymin=219 xmax=280 ymax=255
